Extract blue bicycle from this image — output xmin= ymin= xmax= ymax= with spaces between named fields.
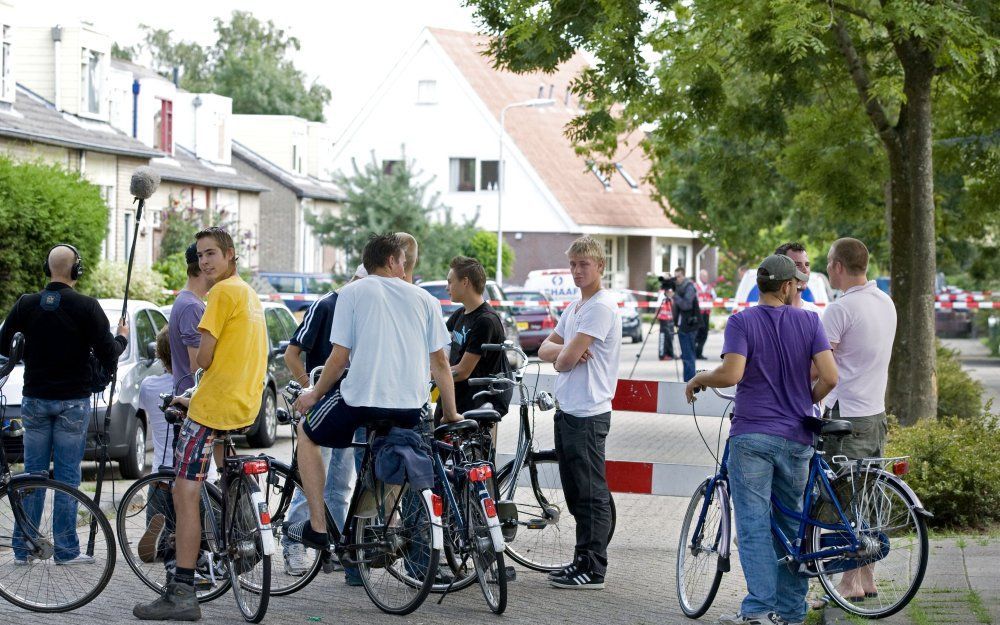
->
xmin=676 ymin=389 xmax=930 ymax=619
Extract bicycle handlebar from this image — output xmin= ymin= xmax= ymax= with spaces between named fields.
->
xmin=712 ymin=388 xmax=736 ymax=401
xmin=0 ymin=332 xmax=24 ymax=379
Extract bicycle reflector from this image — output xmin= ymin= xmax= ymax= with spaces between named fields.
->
xmin=431 ymin=493 xmax=443 ymax=517
xmin=243 ymin=459 xmax=270 ymax=475
xmin=892 ymin=460 xmax=910 ymax=476
xmin=482 ymin=497 xmax=498 ymax=518
xmin=468 ymin=465 xmax=493 ymax=482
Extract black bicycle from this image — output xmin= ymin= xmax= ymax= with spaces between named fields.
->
xmin=482 ymin=341 xmax=618 ymax=572
xmin=0 ymin=332 xmax=116 ymax=613
xmin=115 ymin=377 xmax=274 ymax=623
xmin=259 ymin=377 xmax=443 ymax=616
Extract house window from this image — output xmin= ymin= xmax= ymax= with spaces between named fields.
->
xmin=417 ymin=80 xmax=437 ymax=104
xmin=480 ymin=160 xmax=499 ymax=191
xmin=449 ymin=158 xmax=475 ymax=192
xmin=615 ymin=163 xmax=639 ymax=189
xmin=382 ymin=160 xmax=402 ymax=175
xmin=153 ymin=99 xmax=173 ymax=154
xmin=150 ymin=209 xmax=162 ymax=229
xmin=81 ymin=49 xmax=102 ymax=115
xmin=675 ymin=244 xmax=688 ymax=274
xmin=1 ymin=25 xmax=12 ymax=103
xmin=589 ymin=161 xmax=611 ymax=190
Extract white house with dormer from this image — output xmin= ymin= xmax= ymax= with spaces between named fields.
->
xmin=331 ymin=27 xmax=713 ymax=288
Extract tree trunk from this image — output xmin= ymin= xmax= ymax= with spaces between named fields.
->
xmin=886 ymin=53 xmax=938 ymax=425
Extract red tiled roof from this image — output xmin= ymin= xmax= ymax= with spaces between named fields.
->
xmin=429 ymin=27 xmax=677 ymax=230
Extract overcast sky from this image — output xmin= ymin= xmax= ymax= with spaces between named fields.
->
xmin=16 ymin=0 xmax=478 ymax=134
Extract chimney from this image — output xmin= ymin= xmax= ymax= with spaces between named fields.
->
xmin=548 ymin=84 xmax=554 ymax=99
xmin=537 ymin=84 xmax=544 ymax=98
xmin=172 ymin=66 xmax=180 ymax=87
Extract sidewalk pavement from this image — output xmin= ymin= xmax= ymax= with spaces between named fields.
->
xmin=823 ymin=536 xmax=1000 ymax=625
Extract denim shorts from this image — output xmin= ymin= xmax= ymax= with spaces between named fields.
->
xmin=174 ymin=417 xmax=218 ymax=482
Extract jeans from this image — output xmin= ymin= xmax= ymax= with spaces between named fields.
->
xmin=282 ymin=428 xmax=364 ymax=552
xmin=677 ymin=330 xmax=697 ymax=381
xmin=658 ymin=320 xmax=675 ymax=359
xmin=554 ymin=410 xmax=612 ymax=575
xmin=729 ymin=433 xmax=812 ymax=622
xmin=695 ymin=312 xmax=711 ymax=357
xmin=13 ymin=396 xmax=90 ymax=560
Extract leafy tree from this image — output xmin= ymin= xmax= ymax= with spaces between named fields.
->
xmin=87 ymin=261 xmax=166 ymax=305
xmin=136 ymin=11 xmax=330 ymax=121
xmin=306 ymin=152 xmax=479 ymax=280
xmin=153 ymin=252 xmax=188 ymax=292
xmin=462 ymin=230 xmax=515 ymax=280
xmin=0 ymin=157 xmax=107 ymax=311
xmin=111 ymin=42 xmax=137 ymax=61
xmin=465 ymin=0 xmax=1000 ymax=423
xmin=158 ymin=204 xmax=204 ymax=261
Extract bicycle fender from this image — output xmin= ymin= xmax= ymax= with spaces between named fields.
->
xmin=421 ymin=489 xmax=444 ymax=550
xmin=859 ymin=469 xmax=933 ymax=518
xmin=249 ymin=485 xmax=276 ymax=556
xmin=715 ymin=480 xmax=733 ymax=571
xmin=479 ymin=489 xmax=506 ymax=552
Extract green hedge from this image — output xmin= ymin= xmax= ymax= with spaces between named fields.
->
xmin=886 ymin=414 xmax=1000 ymax=529
xmin=84 ymin=261 xmax=166 ymax=305
xmin=936 ymin=342 xmax=985 ymax=419
xmin=0 ymin=156 xmax=108 ymax=311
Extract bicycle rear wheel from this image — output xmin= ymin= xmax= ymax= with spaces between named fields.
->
xmin=676 ymin=478 xmax=728 ymax=618
xmin=497 ymin=454 xmax=617 ymax=571
xmin=810 ymin=472 xmax=928 ymax=619
xmin=261 ymin=463 xmax=324 ymax=596
xmin=116 ymin=471 xmax=230 ymax=603
xmin=354 ymin=480 xmax=438 ymax=615
xmin=437 ymin=484 xmax=479 ymax=593
xmin=0 ymin=477 xmax=115 ymax=612
xmin=226 ymin=474 xmax=271 ymax=623
xmin=466 ymin=483 xmax=507 ymax=614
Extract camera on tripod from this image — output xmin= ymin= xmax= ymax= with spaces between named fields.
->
xmin=657 ymin=275 xmax=678 ymax=292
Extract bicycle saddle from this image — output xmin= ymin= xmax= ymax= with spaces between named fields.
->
xmin=434 ymin=419 xmax=480 ymax=439
xmin=462 ymin=408 xmax=503 ymax=424
xmin=820 ymin=420 xmax=853 ymax=437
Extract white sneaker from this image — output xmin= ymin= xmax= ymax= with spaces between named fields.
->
xmin=718 ymin=613 xmax=780 ymax=625
xmin=56 ymin=554 xmax=95 ymax=565
xmin=283 ymin=543 xmax=310 ymax=577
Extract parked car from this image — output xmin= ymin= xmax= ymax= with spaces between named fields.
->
xmin=259 ymin=272 xmax=336 ymax=313
xmin=523 ymin=268 xmax=581 ymax=303
xmin=614 ymin=291 xmax=645 ymax=343
xmin=1 ymin=299 xmax=167 ymax=478
xmin=418 ymin=279 xmax=520 ymax=348
xmin=162 ymin=300 xmax=297 ymax=448
xmin=503 ymin=288 xmax=558 ymax=354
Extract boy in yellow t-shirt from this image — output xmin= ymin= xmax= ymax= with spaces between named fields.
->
xmin=134 ymin=227 xmax=267 ymax=621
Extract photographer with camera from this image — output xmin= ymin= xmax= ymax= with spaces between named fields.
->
xmin=656 ymin=275 xmax=676 ymax=361
xmin=671 ymin=267 xmax=701 ymax=382
xmin=0 ymin=244 xmax=129 ymax=565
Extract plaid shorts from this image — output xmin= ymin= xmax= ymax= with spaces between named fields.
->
xmin=174 ymin=417 xmax=218 ymax=482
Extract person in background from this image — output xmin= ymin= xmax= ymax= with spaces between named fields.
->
xmin=657 ymin=285 xmax=675 ymax=361
xmin=168 ymin=243 xmax=210 ymax=394
xmin=775 ymin=242 xmax=822 ymax=317
xmin=694 ymin=269 xmax=716 ymax=359
xmin=672 ymin=267 xmax=701 ymax=381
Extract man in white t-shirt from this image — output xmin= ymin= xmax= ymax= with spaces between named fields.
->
xmin=776 ymin=242 xmax=823 ymax=317
xmin=538 ymin=236 xmax=622 ymax=590
xmin=287 ymin=233 xmax=458 ymax=549
xmin=820 ymin=237 xmax=896 ymax=603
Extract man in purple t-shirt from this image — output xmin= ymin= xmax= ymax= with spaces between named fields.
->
xmin=168 ymin=244 xmax=209 ymax=394
xmin=686 ymin=255 xmax=838 ymax=625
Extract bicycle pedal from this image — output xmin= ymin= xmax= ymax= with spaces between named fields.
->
xmin=320 ymin=552 xmax=339 ymax=574
xmin=505 ymin=565 xmax=516 ymax=581
xmin=525 ymin=519 xmax=548 ymax=530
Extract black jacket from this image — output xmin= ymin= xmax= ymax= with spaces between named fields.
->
xmin=0 ymin=283 xmax=128 ymax=400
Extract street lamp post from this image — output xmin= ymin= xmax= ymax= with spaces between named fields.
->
xmin=497 ymin=98 xmax=555 ymax=285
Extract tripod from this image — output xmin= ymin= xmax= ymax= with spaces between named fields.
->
xmin=628 ymin=292 xmax=680 ymax=380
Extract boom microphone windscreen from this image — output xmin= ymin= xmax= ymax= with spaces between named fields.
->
xmin=129 ymin=167 xmax=161 ymax=200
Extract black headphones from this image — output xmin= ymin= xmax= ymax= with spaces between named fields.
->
xmin=43 ymin=244 xmax=84 ymax=281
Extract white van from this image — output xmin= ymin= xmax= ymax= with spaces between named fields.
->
xmin=523 ymin=269 xmax=581 ymax=303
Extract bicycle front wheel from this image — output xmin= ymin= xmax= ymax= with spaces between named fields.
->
xmin=497 ymin=454 xmax=617 ymax=571
xmin=226 ymin=474 xmax=271 ymax=623
xmin=116 ymin=471 xmax=230 ymax=603
xmin=467 ymin=483 xmax=507 ymax=614
xmin=676 ymin=477 xmax=728 ymax=618
xmin=261 ymin=463 xmax=324 ymax=597
xmin=354 ymin=481 xmax=438 ymax=615
xmin=810 ymin=472 xmax=929 ymax=619
xmin=0 ymin=477 xmax=115 ymax=612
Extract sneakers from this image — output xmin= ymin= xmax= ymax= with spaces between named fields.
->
xmin=133 ymin=581 xmax=201 ymax=621
xmin=345 ymin=566 xmax=363 ymax=587
xmin=549 ymin=568 xmax=605 ymax=590
xmin=13 ymin=556 xmax=34 ymax=566
xmin=718 ymin=613 xmax=781 ymax=625
xmin=55 ymin=553 xmax=95 ymax=565
xmin=547 ymin=561 xmax=579 ymax=580
xmin=139 ymin=514 xmax=167 ymax=563
xmin=283 ymin=542 xmax=311 ymax=577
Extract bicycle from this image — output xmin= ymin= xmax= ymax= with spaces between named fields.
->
xmin=481 ymin=341 xmax=617 ymax=572
xmin=676 ymin=388 xmax=930 ymax=619
xmin=116 ymin=374 xmax=275 ymax=623
xmin=0 ymin=332 xmax=116 ymax=612
xmin=260 ymin=376 xmax=444 ymax=615
xmin=420 ymin=396 xmax=507 ymax=613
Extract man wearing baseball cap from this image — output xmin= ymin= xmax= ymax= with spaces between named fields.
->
xmin=685 ymin=254 xmax=839 ymax=625
xmin=168 ymin=243 xmax=210 ymax=394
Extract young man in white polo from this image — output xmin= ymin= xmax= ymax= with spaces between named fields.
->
xmin=538 ymin=236 xmax=622 ymax=589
